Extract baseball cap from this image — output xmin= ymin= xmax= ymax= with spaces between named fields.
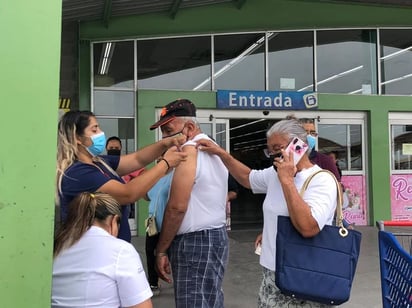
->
xmin=150 ymin=99 xmax=197 ymax=130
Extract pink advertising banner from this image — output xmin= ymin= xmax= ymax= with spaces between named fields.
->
xmin=341 ymin=175 xmax=368 ymax=226
xmin=390 ymin=175 xmax=412 ymax=221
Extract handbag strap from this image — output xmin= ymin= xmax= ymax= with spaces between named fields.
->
xmin=300 ymin=170 xmax=348 ymax=237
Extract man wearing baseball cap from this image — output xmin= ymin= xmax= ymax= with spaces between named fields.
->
xmin=153 ymin=99 xmax=229 ymax=308
xmin=149 ymin=98 xmax=197 ymax=130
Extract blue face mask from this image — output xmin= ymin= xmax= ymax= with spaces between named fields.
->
xmin=86 ymin=132 xmax=106 ymax=156
xmin=306 ymin=135 xmax=317 ymax=151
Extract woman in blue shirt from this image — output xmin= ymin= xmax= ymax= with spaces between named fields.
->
xmin=56 ymin=110 xmax=187 ymax=242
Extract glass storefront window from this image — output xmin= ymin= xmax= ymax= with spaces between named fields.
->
xmin=317 ymin=30 xmax=377 ymax=94
xmin=137 ymin=36 xmax=211 ymax=90
xmin=380 ymin=29 xmax=412 ymax=95
xmin=391 ymin=124 xmax=412 ymax=170
xmin=97 ymin=117 xmax=135 ymax=154
xmin=90 ymin=28 xmax=412 ymax=96
xmin=268 ymin=31 xmax=314 ymax=91
xmin=93 ymin=41 xmax=134 ymax=88
xmin=93 ymin=90 xmax=134 ymax=116
xmin=214 ymin=33 xmax=265 ymax=91
xmin=318 ymin=124 xmax=362 ymax=171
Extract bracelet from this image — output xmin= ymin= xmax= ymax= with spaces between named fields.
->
xmin=156 ymin=252 xmax=168 ymax=258
xmin=160 ymin=158 xmax=170 ymax=173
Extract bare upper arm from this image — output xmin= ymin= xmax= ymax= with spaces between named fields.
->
xmin=168 ymin=145 xmax=197 ymax=211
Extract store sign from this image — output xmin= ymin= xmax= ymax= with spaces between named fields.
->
xmin=217 ymin=90 xmax=318 ymax=110
xmin=341 ymin=175 xmax=368 ymax=226
xmin=390 ymin=174 xmax=412 ymax=221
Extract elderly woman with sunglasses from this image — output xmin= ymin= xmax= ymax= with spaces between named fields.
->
xmin=197 ymin=118 xmax=338 ymax=308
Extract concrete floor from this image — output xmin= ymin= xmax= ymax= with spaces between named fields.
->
xmin=132 ymin=226 xmax=384 ymax=308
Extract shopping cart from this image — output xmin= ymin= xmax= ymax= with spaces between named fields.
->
xmin=376 ymin=220 xmax=412 ymax=308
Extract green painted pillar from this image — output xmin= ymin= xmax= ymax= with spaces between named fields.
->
xmin=368 ymin=110 xmax=391 ymax=221
xmin=0 ymin=1 xmax=62 ymax=306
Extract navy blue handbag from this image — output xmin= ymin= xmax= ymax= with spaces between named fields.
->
xmin=275 ymin=170 xmax=362 ymax=305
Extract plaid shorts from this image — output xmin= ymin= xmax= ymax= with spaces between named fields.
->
xmin=170 ymin=226 xmax=229 ymax=308
xmin=258 ymin=267 xmax=334 ymax=308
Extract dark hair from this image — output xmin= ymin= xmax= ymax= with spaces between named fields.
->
xmin=106 ymin=136 xmax=122 ymax=148
xmin=53 ymin=192 xmax=121 ymax=257
xmin=298 ymin=118 xmax=315 ymax=125
xmin=58 ymin=110 xmax=95 ymax=139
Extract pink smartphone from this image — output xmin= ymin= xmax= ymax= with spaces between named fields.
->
xmin=284 ymin=137 xmax=309 ymax=166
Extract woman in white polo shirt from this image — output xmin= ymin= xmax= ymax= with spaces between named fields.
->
xmin=52 ymin=192 xmax=153 ymax=308
xmin=197 ymin=118 xmax=337 ymax=308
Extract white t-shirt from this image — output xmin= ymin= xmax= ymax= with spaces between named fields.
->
xmin=249 ymin=165 xmax=337 ymax=271
xmin=177 ymin=133 xmax=228 ymax=234
xmin=52 ymin=226 xmax=152 ymax=308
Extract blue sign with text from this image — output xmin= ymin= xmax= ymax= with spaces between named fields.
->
xmin=217 ymin=90 xmax=318 ymax=110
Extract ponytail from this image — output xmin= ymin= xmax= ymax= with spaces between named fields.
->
xmin=53 ymin=192 xmax=121 ymax=257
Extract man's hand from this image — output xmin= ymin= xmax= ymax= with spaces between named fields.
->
xmin=156 ymin=254 xmax=172 ymax=284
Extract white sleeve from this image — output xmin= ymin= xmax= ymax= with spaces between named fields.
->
xmin=249 ymin=168 xmax=273 ymax=194
xmin=115 ymin=243 xmax=153 ymax=307
xmin=303 ymin=172 xmax=338 ymax=229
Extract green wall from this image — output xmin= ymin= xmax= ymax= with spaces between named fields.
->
xmin=0 ymin=1 xmax=61 ymax=306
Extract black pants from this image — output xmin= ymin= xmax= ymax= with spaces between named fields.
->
xmin=145 ymin=233 xmax=160 ymax=286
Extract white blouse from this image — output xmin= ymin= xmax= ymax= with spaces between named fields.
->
xmin=249 ymin=165 xmax=337 ymax=271
xmin=52 ymin=226 xmax=152 ymax=307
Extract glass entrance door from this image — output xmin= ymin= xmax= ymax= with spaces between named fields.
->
xmin=196 ymin=110 xmax=368 ymax=228
xmin=389 ymin=112 xmax=412 ymax=221
xmin=198 ymin=117 xmax=229 ymax=150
